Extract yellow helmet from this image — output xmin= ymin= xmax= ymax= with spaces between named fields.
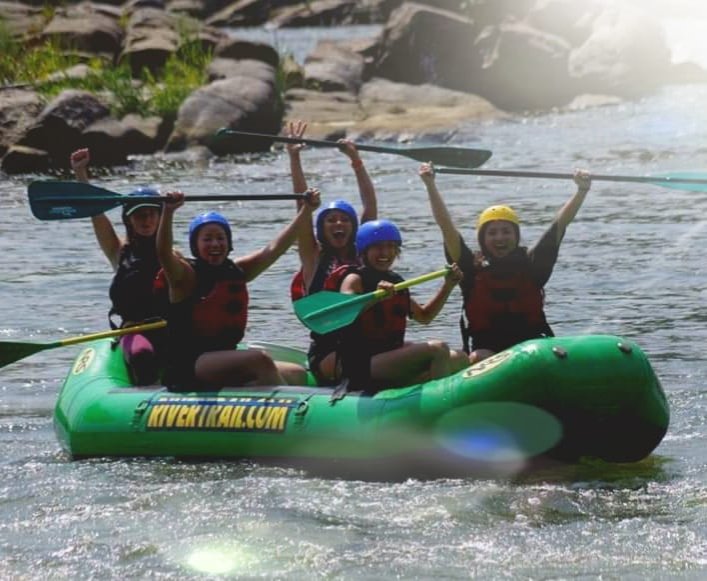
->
xmin=476 ymin=205 xmax=520 ymax=230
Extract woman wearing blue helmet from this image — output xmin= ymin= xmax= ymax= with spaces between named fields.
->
xmin=285 ymin=120 xmax=378 ymax=301
xmin=326 ymin=219 xmax=467 ymax=392
xmin=155 ymin=189 xmax=320 ymax=390
xmin=71 ymin=148 xmax=169 ymax=385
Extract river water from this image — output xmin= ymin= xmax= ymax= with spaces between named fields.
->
xmin=1 ymin=29 xmax=707 ymax=580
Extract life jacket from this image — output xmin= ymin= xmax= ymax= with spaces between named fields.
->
xmin=290 ymin=252 xmax=359 ymax=301
xmin=164 ymin=258 xmax=249 ymax=354
xmin=353 ymin=266 xmax=410 ymax=355
xmin=460 ymin=251 xmax=553 ymax=353
xmin=108 ymin=240 xmax=164 ymax=326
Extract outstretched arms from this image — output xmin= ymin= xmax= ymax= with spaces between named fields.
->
xmin=419 ymin=162 xmax=464 ymax=262
xmin=238 ymin=189 xmax=321 ymax=281
xmin=70 ymin=148 xmax=122 ymax=269
xmin=338 ymin=139 xmax=377 ymax=224
xmin=555 ymin=169 xmax=591 ymax=243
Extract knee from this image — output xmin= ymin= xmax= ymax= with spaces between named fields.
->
xmin=470 ymin=349 xmax=495 ymax=365
xmin=427 ymin=340 xmax=450 ymax=357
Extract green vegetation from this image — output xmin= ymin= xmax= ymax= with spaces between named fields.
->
xmin=0 ymin=20 xmax=212 ymax=120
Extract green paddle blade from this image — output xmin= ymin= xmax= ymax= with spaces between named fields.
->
xmin=295 ymin=291 xmax=378 ymax=335
xmin=294 ymin=268 xmax=449 ymax=335
xmin=216 ymin=129 xmax=492 ymax=169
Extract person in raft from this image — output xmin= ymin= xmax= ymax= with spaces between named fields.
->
xmin=71 ymin=148 xmax=167 ymax=385
xmin=285 ymin=119 xmax=378 ymax=301
xmin=418 ymin=162 xmax=592 ymax=364
xmin=330 ymin=219 xmax=468 ymax=393
xmin=155 ymin=189 xmax=320 ymax=390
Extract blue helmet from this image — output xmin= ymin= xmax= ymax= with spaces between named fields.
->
xmin=315 ymin=199 xmax=358 ymax=245
xmin=188 ymin=211 xmax=233 ymax=257
xmin=123 ymin=186 xmax=161 ymax=217
xmin=355 ymin=219 xmax=402 ymax=255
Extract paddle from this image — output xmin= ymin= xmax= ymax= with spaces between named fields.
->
xmin=215 ymin=128 xmax=492 ymax=169
xmin=294 ymin=268 xmax=449 ymax=335
xmin=0 ymin=320 xmax=167 ymax=369
xmin=435 ymin=168 xmax=707 ymax=191
xmin=27 ymin=180 xmax=306 ymax=221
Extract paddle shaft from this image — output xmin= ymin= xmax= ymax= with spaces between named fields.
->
xmin=0 ymin=320 xmax=167 ymax=369
xmin=33 ymin=193 xmax=306 ymax=205
xmin=56 ymin=320 xmax=167 ymax=347
xmin=436 ymin=168 xmax=707 ymax=186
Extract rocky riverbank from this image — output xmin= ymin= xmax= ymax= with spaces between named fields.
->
xmin=1 ymin=0 xmax=705 ymax=174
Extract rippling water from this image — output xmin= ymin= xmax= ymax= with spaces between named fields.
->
xmin=1 ymin=76 xmax=706 ymax=577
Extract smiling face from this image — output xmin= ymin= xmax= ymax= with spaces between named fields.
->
xmin=481 ymin=220 xmax=519 ymax=259
xmin=363 ymin=241 xmax=400 ymax=272
xmin=321 ymin=210 xmax=354 ymax=251
xmin=195 ymin=223 xmax=230 ymax=265
xmin=127 ymin=207 xmax=160 ymax=238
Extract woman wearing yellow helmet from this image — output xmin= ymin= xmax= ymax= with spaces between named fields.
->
xmin=419 ymin=162 xmax=591 ymax=363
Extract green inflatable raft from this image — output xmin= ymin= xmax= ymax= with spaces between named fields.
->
xmin=54 ymin=335 xmax=669 ymax=477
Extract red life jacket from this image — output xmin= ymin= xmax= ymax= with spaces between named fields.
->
xmin=461 ymin=259 xmax=552 ymax=352
xmin=159 ymin=259 xmax=249 ymax=353
xmin=354 ymin=266 xmax=410 ymax=354
xmin=290 ymin=253 xmax=360 ymax=301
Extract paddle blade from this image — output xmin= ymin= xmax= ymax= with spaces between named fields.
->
xmin=294 ymin=291 xmax=375 ymax=335
xmin=386 ymin=146 xmax=492 ymax=168
xmin=28 ymin=180 xmax=122 ymax=220
xmin=649 ymin=171 xmax=707 ymax=191
xmin=0 ymin=341 xmax=51 ymax=368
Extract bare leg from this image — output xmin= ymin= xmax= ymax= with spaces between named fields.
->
xmin=276 ymin=361 xmax=309 ymax=385
xmin=194 ymin=349 xmax=284 ymax=388
xmin=469 ymin=349 xmax=495 ymax=365
xmin=370 ymin=340 xmax=451 ymax=388
xmin=450 ymin=349 xmax=470 ymax=373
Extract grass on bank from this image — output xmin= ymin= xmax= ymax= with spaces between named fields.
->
xmin=0 ymin=20 xmax=212 ymax=120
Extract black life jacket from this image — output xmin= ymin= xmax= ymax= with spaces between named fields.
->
xmin=108 ymin=239 xmax=164 ymax=327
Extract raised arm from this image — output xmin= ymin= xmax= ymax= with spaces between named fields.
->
xmin=419 ymin=162 xmax=463 ymax=262
xmin=554 ymin=169 xmax=591 ymax=243
xmin=70 ymin=148 xmax=122 ymax=269
xmin=338 ymin=139 xmax=377 ymax=223
xmin=286 ymin=121 xmax=319 ymax=284
xmin=238 ymin=189 xmax=321 ymax=281
xmin=410 ymin=264 xmax=462 ymax=324
xmin=156 ymin=192 xmax=193 ymax=303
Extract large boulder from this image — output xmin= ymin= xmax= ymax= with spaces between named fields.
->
xmin=1 ymin=145 xmax=51 ymax=175
xmin=568 ymin=4 xmax=673 ymax=97
xmin=372 ymin=4 xmax=484 ymax=88
xmin=120 ymin=8 xmax=180 ymax=75
xmin=41 ymin=2 xmax=123 ymax=60
xmin=165 ymin=75 xmax=282 ymax=154
xmin=0 ymin=89 xmax=45 ymax=158
xmin=304 ymin=40 xmax=366 ymax=93
xmin=472 ymin=21 xmax=575 ymax=111
xmin=0 ymin=1 xmax=46 ymax=40
xmin=17 ymin=90 xmax=111 ymax=169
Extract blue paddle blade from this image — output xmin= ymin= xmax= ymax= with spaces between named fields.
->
xmin=650 ymin=171 xmax=707 ymax=191
xmin=28 ymin=180 xmax=123 ymax=220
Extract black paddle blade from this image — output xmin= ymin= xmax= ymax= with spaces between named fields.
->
xmin=0 ymin=341 xmax=49 ymax=368
xmin=28 ymin=180 xmax=122 ymax=220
